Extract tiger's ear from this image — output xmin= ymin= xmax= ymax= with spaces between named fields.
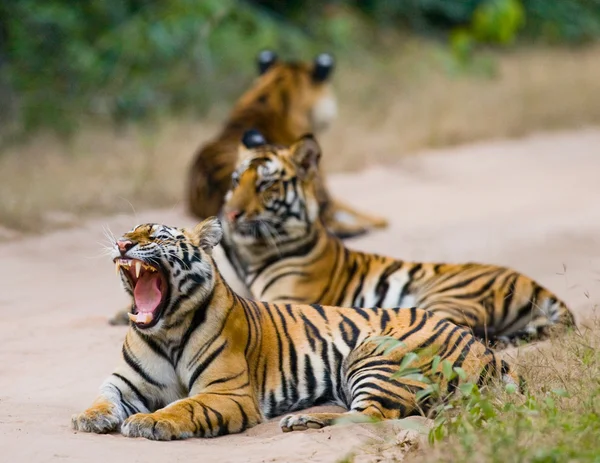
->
xmin=257 ymin=50 xmax=278 ymax=75
xmin=312 ymin=53 xmax=335 ymax=82
xmin=237 ymin=129 xmax=267 ymax=165
xmin=242 ymin=129 xmax=267 ymax=148
xmin=291 ymin=134 xmax=321 ymax=180
xmin=193 ymin=217 xmax=223 ymax=252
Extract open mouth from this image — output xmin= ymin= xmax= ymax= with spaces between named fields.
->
xmin=114 ymin=258 xmax=168 ymax=328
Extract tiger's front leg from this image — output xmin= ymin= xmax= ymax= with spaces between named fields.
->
xmin=121 ymin=390 xmax=261 ymax=440
xmin=72 ymin=331 xmax=178 ymax=434
xmin=71 ymin=374 xmax=154 ymax=434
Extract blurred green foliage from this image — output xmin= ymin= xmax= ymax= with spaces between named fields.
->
xmin=1 ymin=0 xmax=599 ymax=136
xmin=0 ymin=0 xmax=322 ymax=135
xmin=472 ymin=0 xmax=525 ymax=45
xmin=448 ymin=0 xmax=525 ymax=71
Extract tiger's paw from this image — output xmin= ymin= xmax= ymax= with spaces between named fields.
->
xmin=71 ymin=403 xmax=120 ymax=434
xmin=121 ymin=412 xmax=193 ymax=441
xmin=279 ymin=414 xmax=327 ymax=433
xmin=328 ymin=224 xmax=369 ymax=240
xmin=371 ymin=216 xmax=389 ymax=229
xmin=108 ymin=308 xmax=131 ymax=326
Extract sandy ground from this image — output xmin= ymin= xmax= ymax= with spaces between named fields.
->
xmin=1 ymin=128 xmax=599 ymax=463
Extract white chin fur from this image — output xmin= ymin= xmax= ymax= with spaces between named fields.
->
xmin=311 ymin=93 xmax=337 ymax=132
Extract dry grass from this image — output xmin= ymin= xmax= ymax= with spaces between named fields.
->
xmin=0 ymin=120 xmax=217 ymax=234
xmin=2 ymin=40 xmax=600 ymax=234
xmin=321 ymin=41 xmax=600 ymax=172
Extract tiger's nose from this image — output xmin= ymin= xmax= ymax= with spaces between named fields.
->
xmin=226 ymin=210 xmax=243 ymax=222
xmin=116 ymin=240 xmax=134 ymax=256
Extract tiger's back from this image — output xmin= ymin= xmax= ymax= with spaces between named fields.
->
xmin=252 ymin=242 xmax=574 ymax=343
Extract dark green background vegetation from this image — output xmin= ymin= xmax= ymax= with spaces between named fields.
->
xmin=1 ymin=0 xmax=599 ymax=135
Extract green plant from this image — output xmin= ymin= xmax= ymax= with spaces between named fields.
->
xmin=369 ymin=335 xmax=494 ymax=415
xmin=448 ymin=0 xmax=525 ymax=71
xmin=472 ymin=0 xmax=525 ymax=45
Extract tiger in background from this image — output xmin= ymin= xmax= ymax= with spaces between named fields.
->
xmin=221 ymin=131 xmax=576 ymax=348
xmin=186 ymin=49 xmax=388 ymax=239
xmin=72 ymin=217 xmax=521 ymax=440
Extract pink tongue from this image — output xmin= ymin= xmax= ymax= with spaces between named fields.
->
xmin=134 ymin=272 xmax=162 ymax=314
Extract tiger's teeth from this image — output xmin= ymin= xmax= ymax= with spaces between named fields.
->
xmin=127 ymin=313 xmax=138 ymax=323
xmin=135 ymin=261 xmax=142 ymax=278
xmin=115 ymin=262 xmax=121 ymax=276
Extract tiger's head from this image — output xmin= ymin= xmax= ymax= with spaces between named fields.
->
xmin=223 ymin=130 xmax=323 ymax=247
xmin=234 ymin=50 xmax=337 ymax=136
xmin=111 ymin=217 xmax=223 ymax=332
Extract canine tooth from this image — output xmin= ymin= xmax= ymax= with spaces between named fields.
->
xmin=127 ymin=313 xmax=138 ymax=323
xmin=115 ymin=262 xmax=121 ymax=276
xmin=134 ymin=261 xmax=142 ymax=278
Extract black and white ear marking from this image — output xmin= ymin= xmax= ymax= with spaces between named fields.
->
xmin=257 ymin=50 xmax=278 ymax=75
xmin=291 ymin=134 xmax=322 ymax=179
xmin=242 ymin=129 xmax=267 ymax=149
xmin=194 ymin=217 xmax=223 ymax=252
xmin=312 ymin=53 xmax=335 ymax=82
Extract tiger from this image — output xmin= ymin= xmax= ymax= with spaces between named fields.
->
xmin=72 ymin=217 xmax=521 ymax=440
xmin=221 ymin=131 xmax=576 ymax=349
xmin=186 ymin=49 xmax=388 ymax=239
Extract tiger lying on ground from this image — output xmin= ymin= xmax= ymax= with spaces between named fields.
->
xmin=221 ymin=132 xmax=576 ymax=348
xmin=72 ymin=217 xmax=521 ymax=440
xmin=186 ymin=49 xmax=387 ymax=238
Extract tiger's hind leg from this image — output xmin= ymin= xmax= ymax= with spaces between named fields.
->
xmin=279 ymin=347 xmax=424 ymax=433
xmin=280 ymin=412 xmax=345 ymax=432
xmin=279 ymin=409 xmax=384 ymax=432
xmin=322 ymin=199 xmax=389 ymax=239
xmin=279 ymin=377 xmax=424 ymax=433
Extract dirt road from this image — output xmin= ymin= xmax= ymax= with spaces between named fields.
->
xmin=1 ymin=128 xmax=599 ymax=462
